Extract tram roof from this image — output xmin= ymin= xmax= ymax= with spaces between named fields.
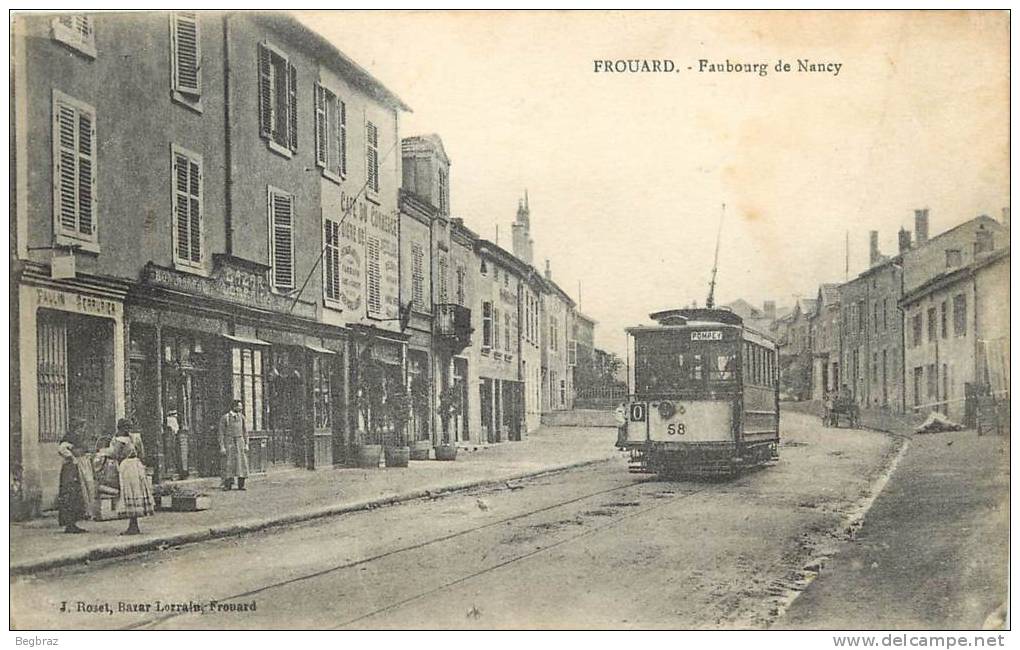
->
xmin=625 ymin=322 xmax=777 ymax=348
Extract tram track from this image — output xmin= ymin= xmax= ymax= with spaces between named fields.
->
xmin=123 ymin=470 xmax=685 ymax=630
xmin=329 ymin=479 xmax=726 ymax=628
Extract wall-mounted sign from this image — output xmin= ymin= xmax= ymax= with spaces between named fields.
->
xmin=142 ymin=262 xmax=298 ymax=314
xmin=340 ymin=245 xmax=363 ymax=312
xmin=36 ymin=287 xmax=119 ymax=318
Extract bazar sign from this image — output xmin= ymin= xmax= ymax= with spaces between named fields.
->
xmin=143 ymin=263 xmax=294 ymax=313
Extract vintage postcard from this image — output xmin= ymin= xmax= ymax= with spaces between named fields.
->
xmin=8 ymin=9 xmax=1009 ymax=635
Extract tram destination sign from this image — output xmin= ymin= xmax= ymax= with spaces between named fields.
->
xmin=690 ymin=330 xmax=723 ymax=341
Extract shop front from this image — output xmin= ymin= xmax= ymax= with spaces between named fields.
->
xmin=127 ymin=261 xmax=348 ymax=481
xmin=16 ymin=273 xmax=127 ymax=512
xmin=349 ymin=325 xmax=409 ymax=456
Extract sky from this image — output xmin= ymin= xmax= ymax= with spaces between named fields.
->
xmin=297 ymin=10 xmax=1009 ymax=357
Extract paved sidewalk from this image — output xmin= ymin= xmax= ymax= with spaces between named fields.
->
xmin=11 ymin=426 xmax=620 ymax=575
xmin=776 ymin=427 xmax=1009 ymax=629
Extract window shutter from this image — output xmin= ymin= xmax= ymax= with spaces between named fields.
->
xmin=366 ymin=121 xmax=379 ymax=192
xmin=270 ymin=190 xmax=294 ymax=289
xmin=287 ymin=62 xmax=298 ymax=152
xmin=314 ymin=84 xmax=326 ymax=168
xmin=173 ymin=153 xmax=191 ymax=261
xmin=366 ymin=236 xmax=381 ymax=316
xmin=188 ymin=159 xmax=202 ymax=263
xmin=324 ymin=219 xmax=341 ymax=302
xmin=172 ymin=12 xmax=201 ymax=95
xmin=338 ymin=100 xmax=347 ymax=176
xmin=258 ymin=43 xmax=272 ymax=138
xmin=54 ymin=102 xmax=78 ymax=233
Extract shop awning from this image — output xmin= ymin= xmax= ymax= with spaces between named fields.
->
xmin=223 ymin=334 xmax=271 ymax=346
xmin=304 ymin=343 xmax=337 ymax=355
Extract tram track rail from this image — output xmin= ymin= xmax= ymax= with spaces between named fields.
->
xmin=123 ymin=471 xmax=692 ymax=630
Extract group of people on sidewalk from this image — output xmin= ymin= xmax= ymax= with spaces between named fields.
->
xmin=56 ymin=399 xmax=253 ymax=536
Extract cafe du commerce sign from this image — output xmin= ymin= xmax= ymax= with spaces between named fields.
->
xmin=142 ymin=261 xmax=298 ymax=314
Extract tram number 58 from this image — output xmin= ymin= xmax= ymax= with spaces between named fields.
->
xmin=666 ymin=423 xmax=686 ymax=436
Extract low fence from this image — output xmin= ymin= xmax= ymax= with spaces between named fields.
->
xmin=574 ymin=386 xmax=627 ymax=411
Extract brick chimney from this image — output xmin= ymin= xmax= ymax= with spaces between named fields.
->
xmin=914 ymin=208 xmax=930 ymax=245
xmin=869 ymin=230 xmax=881 ymax=266
xmin=898 ymin=227 xmax=912 ymax=254
xmin=544 ymin=259 xmax=552 ymax=281
xmin=763 ymin=300 xmax=776 ymax=321
xmin=1002 ymin=207 xmax=1011 ymax=229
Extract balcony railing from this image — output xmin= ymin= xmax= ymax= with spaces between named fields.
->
xmin=434 ymin=303 xmax=472 ymax=352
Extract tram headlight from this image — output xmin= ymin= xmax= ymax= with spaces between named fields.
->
xmin=658 ymin=400 xmax=676 ymax=420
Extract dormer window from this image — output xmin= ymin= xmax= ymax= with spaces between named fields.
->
xmin=945 ymin=249 xmax=962 ymax=269
xmin=438 ymin=167 xmax=448 ymax=214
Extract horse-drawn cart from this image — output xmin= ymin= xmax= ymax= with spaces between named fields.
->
xmin=823 ymin=394 xmax=859 ymax=428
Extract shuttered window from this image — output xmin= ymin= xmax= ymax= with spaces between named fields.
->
xmin=323 ymin=217 xmax=342 ymax=304
xmin=258 ymin=42 xmax=297 ymax=155
xmin=366 ymin=236 xmax=382 ymax=316
xmin=170 ymin=12 xmax=201 ymax=98
xmin=366 ymin=120 xmax=380 ymax=193
xmin=315 ymin=84 xmax=346 ymax=180
xmin=52 ymin=15 xmax=96 ymax=58
xmin=456 ymin=265 xmax=465 ymax=306
xmin=171 ymin=145 xmax=203 ymax=268
xmin=268 ymin=187 xmax=295 ymax=290
xmin=505 ymin=313 xmax=512 ymax=354
xmin=438 ymin=255 xmax=449 ymax=303
xmin=482 ymin=302 xmax=493 ymax=350
xmin=52 ymin=91 xmax=97 ymax=245
xmin=411 ymin=244 xmax=425 ymax=310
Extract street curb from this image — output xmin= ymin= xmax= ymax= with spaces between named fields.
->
xmin=10 ymin=455 xmax=616 ymax=576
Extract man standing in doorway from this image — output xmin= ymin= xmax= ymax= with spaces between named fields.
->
xmin=219 ymin=399 xmax=250 ymax=491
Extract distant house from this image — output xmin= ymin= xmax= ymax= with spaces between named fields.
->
xmin=810 ymin=284 xmax=841 ymax=400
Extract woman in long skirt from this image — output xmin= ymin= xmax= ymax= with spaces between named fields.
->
xmin=57 ymin=419 xmax=89 ymax=533
xmin=102 ymin=418 xmax=154 ymax=535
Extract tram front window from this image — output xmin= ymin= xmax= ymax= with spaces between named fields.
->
xmin=634 ymin=333 xmax=737 ymax=393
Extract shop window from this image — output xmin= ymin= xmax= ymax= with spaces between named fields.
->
xmin=311 ymin=355 xmax=331 ymax=430
xmin=52 ymin=90 xmax=97 ymax=248
xmin=37 ymin=318 xmax=69 ymax=443
xmin=268 ymin=187 xmax=295 ymax=290
xmin=52 ymin=15 xmax=95 ymax=58
xmin=258 ymin=41 xmax=297 ymax=156
xmin=323 ymin=217 xmax=341 ymax=305
xmin=171 ymin=145 xmax=203 ymax=269
xmin=314 ymin=83 xmax=346 ymax=180
xmin=231 ymin=346 xmax=265 ymax=431
xmin=170 ymin=12 xmax=201 ymax=106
